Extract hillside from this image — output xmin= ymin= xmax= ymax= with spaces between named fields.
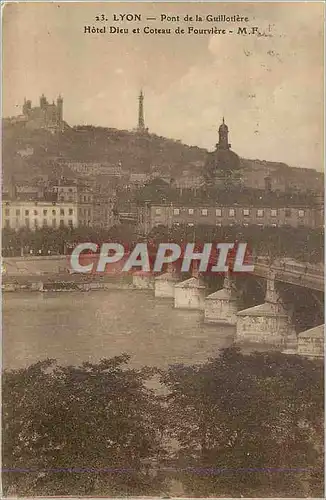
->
xmin=2 ymin=123 xmax=207 ymax=182
xmin=2 ymin=122 xmax=323 ymax=192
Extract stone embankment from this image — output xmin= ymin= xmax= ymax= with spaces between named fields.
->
xmin=1 ymin=256 xmax=133 ymax=292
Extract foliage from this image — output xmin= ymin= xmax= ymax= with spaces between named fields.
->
xmin=161 ymin=347 xmax=324 ymax=497
xmin=1 ymin=225 xmax=141 ymax=256
xmin=3 ymin=124 xmax=207 ymax=179
xmin=2 ymin=355 xmax=166 ymax=496
xmin=134 ymin=178 xmax=173 ymax=204
xmin=148 ymin=224 xmax=324 ymax=264
xmin=2 ymin=350 xmax=324 ymax=497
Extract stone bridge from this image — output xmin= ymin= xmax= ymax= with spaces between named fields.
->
xmin=2 ymin=254 xmax=324 ymax=356
xmin=133 ymin=257 xmax=324 ymax=356
xmin=253 ymin=257 xmax=323 ymax=292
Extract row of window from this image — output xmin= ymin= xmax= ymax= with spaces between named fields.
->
xmin=79 ymin=208 xmax=92 ymax=216
xmin=173 ymin=221 xmax=305 ymax=228
xmin=57 ymin=187 xmax=75 ymax=193
xmin=4 ymin=201 xmax=69 ymax=207
xmin=4 ymin=219 xmax=74 ymax=229
xmin=4 ymin=208 xmax=74 ymax=217
xmin=80 ymin=195 xmax=92 ymax=203
xmin=59 ymin=197 xmax=75 ymax=203
xmin=155 ymin=208 xmax=306 ymax=218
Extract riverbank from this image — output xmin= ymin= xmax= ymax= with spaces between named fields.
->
xmin=1 ymin=273 xmax=134 ymax=292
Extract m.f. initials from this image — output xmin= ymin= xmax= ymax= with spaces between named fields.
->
xmin=237 ymin=26 xmax=259 ymax=35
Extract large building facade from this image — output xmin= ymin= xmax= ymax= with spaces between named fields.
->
xmin=2 ymin=178 xmax=115 ymax=231
xmin=136 ymin=118 xmax=323 ymax=232
xmin=2 ymin=200 xmax=78 ymax=230
xmin=139 ymin=202 xmax=323 ymax=233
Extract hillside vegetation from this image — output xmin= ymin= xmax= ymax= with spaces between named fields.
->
xmin=2 ymin=122 xmax=323 ymax=187
xmin=2 ymin=123 xmax=206 ymax=181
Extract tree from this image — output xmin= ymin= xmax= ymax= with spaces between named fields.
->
xmin=161 ymin=347 xmax=324 ymax=497
xmin=2 ymin=356 xmax=166 ymax=496
xmin=3 ymin=350 xmax=323 ymax=497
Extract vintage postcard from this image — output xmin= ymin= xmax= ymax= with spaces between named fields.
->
xmin=1 ymin=1 xmax=324 ymax=498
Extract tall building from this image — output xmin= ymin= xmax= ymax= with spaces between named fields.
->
xmin=205 ymin=118 xmax=241 ymax=187
xmin=136 ymin=90 xmax=148 ymax=134
xmin=21 ymin=94 xmax=64 ymax=132
xmin=217 ymin=117 xmax=231 ymax=150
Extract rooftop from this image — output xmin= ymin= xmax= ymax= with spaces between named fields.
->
xmin=146 ymin=191 xmax=321 ymax=208
xmin=298 ymin=325 xmax=324 ymax=339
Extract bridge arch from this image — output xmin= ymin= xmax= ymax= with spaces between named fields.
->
xmin=276 ymin=283 xmax=324 ymax=332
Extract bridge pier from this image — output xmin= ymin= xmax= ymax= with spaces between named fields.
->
xmin=283 ymin=325 xmax=324 ymax=359
xmin=174 ymin=261 xmax=206 ymax=310
xmin=154 ymin=263 xmax=179 ymax=298
xmin=204 ymin=273 xmax=238 ymax=325
xmin=296 ymin=325 xmax=324 ymax=358
xmin=236 ymin=273 xmax=297 ymax=347
xmin=132 ymin=271 xmax=154 ymax=290
xmin=174 ymin=277 xmax=206 ymax=310
xmin=298 ymin=324 xmax=324 ymax=358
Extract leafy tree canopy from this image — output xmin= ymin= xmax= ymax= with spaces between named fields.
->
xmin=2 ymin=349 xmax=324 ymax=497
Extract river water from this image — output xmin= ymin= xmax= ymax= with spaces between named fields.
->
xmin=3 ymin=290 xmax=235 ymax=370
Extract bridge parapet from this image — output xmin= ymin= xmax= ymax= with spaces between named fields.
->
xmin=253 ymin=258 xmax=324 ymax=292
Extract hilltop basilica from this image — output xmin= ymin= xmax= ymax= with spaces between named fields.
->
xmin=22 ymin=94 xmax=64 ymax=132
xmin=4 ymin=94 xmax=64 ymax=133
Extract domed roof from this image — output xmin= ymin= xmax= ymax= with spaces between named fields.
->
xmin=205 ymin=148 xmax=240 ymax=174
xmin=219 ymin=117 xmax=228 ymax=132
xmin=204 ymin=117 xmax=241 ymax=184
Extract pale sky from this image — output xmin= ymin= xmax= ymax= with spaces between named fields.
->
xmin=2 ymin=2 xmax=324 ymax=170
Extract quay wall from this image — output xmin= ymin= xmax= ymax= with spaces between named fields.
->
xmin=3 ymin=256 xmax=69 ymax=275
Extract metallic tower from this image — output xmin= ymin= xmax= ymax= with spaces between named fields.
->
xmin=138 ymin=90 xmax=145 ymax=132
